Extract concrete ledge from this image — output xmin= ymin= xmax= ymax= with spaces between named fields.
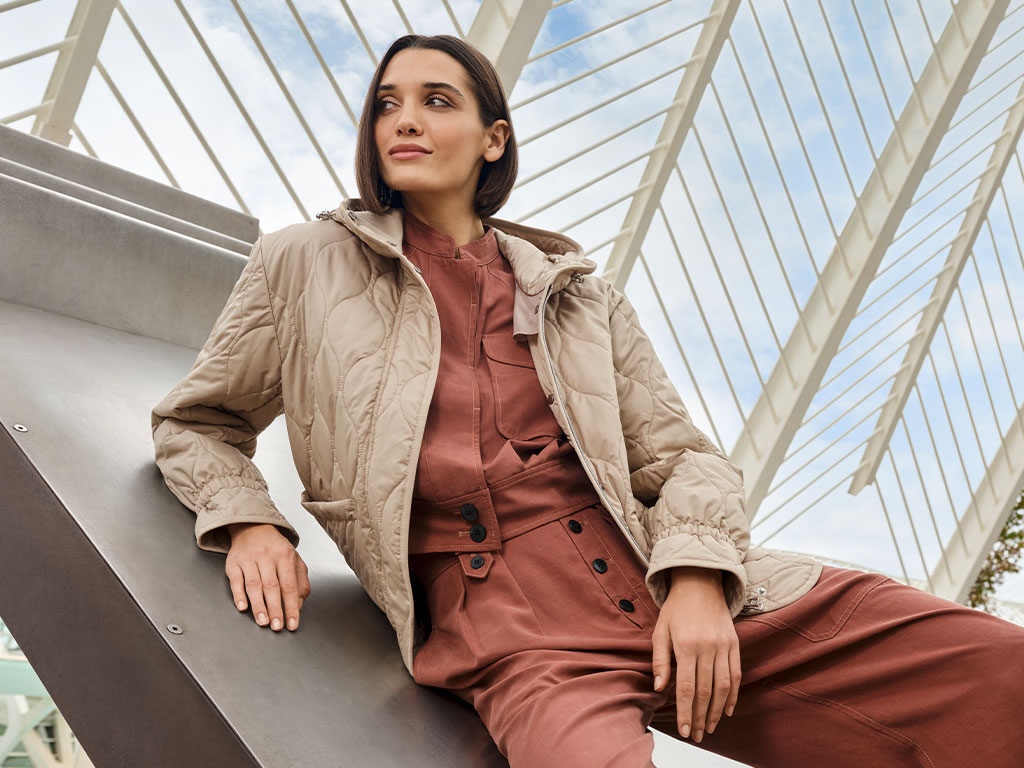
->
xmin=0 ymin=123 xmax=257 ymax=243
xmin=0 ymin=156 xmax=252 ymax=254
xmin=1 ymin=172 xmax=258 ymax=348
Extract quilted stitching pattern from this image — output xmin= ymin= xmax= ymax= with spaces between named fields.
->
xmin=605 ymin=288 xmax=752 ymax=614
xmin=151 ymin=237 xmax=297 ymax=556
xmin=151 ymin=199 xmax=824 ymax=678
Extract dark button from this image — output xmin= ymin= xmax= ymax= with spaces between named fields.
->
xmin=460 ymin=503 xmax=478 ymax=521
xmin=470 ymin=555 xmax=485 ymax=569
xmin=568 ymin=519 xmax=582 ymax=533
xmin=546 ymin=393 xmax=555 ymax=404
xmin=470 ymin=523 xmax=487 ymax=542
xmin=619 ymin=599 xmax=635 ymax=612
xmin=592 ymin=558 xmax=607 ymax=573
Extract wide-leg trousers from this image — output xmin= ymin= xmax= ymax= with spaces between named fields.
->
xmin=410 ymin=502 xmax=1024 ymax=767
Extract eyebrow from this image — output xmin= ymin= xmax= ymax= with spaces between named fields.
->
xmin=376 ymin=81 xmax=465 ymax=101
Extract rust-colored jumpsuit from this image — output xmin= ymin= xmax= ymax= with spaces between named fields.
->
xmin=400 ymin=209 xmax=1024 ymax=768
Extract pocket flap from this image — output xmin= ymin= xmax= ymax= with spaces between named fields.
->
xmin=300 ymin=489 xmax=357 ymax=520
xmin=482 ymin=333 xmax=535 ymax=368
xmin=459 ymin=551 xmax=494 ymax=579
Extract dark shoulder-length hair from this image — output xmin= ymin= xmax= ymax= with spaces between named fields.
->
xmin=355 ymin=34 xmax=518 ymax=218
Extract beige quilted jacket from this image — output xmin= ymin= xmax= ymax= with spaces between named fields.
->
xmin=151 ymin=197 xmax=824 ymax=677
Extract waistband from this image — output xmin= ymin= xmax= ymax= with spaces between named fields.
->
xmin=407 ymin=455 xmax=601 ymax=556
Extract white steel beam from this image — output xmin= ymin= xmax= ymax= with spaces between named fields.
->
xmin=929 ymin=400 xmax=1024 ymax=603
xmin=30 ymin=0 xmax=115 ymax=146
xmin=731 ymin=0 xmax=1010 ymax=518
xmin=466 ymin=0 xmax=552 ymax=95
xmin=599 ymin=0 xmax=741 ymax=290
xmin=850 ymin=78 xmax=1024 ymax=494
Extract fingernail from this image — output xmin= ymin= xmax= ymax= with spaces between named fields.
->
xmin=681 ymin=724 xmax=690 ymax=738
xmin=288 ymin=617 xmax=297 ymax=630
xmin=707 ymin=721 xmax=717 ymax=734
xmin=237 ymin=600 xmax=246 ymax=610
xmin=695 ymin=729 xmax=703 ymax=742
xmin=258 ymin=612 xmax=267 ymax=624
xmin=654 ymin=675 xmax=662 ymax=690
xmin=726 ymin=705 xmax=734 ymax=717
xmin=271 ymin=617 xmax=281 ymax=630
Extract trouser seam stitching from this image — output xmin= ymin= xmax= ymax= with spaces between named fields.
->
xmin=784 ymin=573 xmax=888 ymax=639
xmin=758 ymin=677 xmax=936 ymax=768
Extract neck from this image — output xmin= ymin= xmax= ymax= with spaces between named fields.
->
xmin=401 ymin=195 xmax=485 ymax=248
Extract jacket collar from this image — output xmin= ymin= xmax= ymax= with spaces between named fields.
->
xmin=325 ymin=198 xmax=597 ymax=337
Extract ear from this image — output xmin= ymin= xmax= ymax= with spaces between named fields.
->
xmin=483 ymin=119 xmax=510 ymax=163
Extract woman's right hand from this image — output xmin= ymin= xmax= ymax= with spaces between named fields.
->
xmin=225 ymin=523 xmax=311 ymax=632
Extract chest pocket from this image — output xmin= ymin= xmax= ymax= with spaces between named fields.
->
xmin=481 ymin=332 xmax=562 ymax=441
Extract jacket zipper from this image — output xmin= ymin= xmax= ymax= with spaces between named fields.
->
xmin=537 ymin=279 xmax=652 ymax=569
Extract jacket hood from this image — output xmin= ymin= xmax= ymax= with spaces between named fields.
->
xmin=324 ymin=197 xmax=598 ymax=297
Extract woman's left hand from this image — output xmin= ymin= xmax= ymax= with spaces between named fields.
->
xmin=651 ymin=566 xmax=741 ymax=743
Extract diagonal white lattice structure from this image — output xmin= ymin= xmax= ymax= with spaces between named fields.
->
xmin=4 ymin=0 xmax=1023 ymax=608
xmin=3 ymin=2 xmax=1024 ymax=765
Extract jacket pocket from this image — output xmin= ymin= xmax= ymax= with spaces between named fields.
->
xmin=299 ymin=492 xmax=357 ymax=520
xmin=739 ymin=546 xmax=879 ymax=642
xmin=481 ymin=332 xmax=561 ymax=440
xmin=300 ymin=491 xmax=357 ymax=557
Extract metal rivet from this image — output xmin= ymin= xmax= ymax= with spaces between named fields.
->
xmin=757 ymin=587 xmax=768 ymax=595
xmin=166 ymin=624 xmax=183 ymax=635
xmin=13 ymin=424 xmax=28 ymax=432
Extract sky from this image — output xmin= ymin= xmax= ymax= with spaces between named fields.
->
xmin=2 ymin=0 xmax=1024 ymax=606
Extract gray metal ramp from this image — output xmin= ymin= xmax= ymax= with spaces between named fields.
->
xmin=0 ymin=124 xmax=506 ymax=766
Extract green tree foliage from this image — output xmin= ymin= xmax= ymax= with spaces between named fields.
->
xmin=968 ymin=493 xmax=1024 ymax=611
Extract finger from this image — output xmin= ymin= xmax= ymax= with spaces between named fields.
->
xmin=690 ymin=648 xmax=715 ymax=742
xmin=278 ymin=553 xmax=302 ymax=631
xmin=725 ymin=641 xmax=741 ymax=718
xmin=675 ymin=646 xmax=697 ymax=739
xmin=255 ymin=556 xmax=284 ymax=631
xmin=296 ymin=559 xmax=311 ymax=616
xmin=241 ymin=559 xmax=270 ymax=627
xmin=226 ymin=562 xmax=248 ymax=611
xmin=651 ymin=621 xmax=672 ymax=692
xmin=705 ymin=648 xmax=732 ymax=735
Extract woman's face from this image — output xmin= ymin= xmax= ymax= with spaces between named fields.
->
xmin=373 ymin=48 xmax=507 ymax=207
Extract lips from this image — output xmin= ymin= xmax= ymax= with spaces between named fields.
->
xmin=389 ymin=143 xmax=431 ymax=159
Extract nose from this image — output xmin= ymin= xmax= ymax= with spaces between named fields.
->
xmin=394 ymin=104 xmax=421 ymax=135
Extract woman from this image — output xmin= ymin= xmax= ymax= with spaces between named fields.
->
xmin=152 ymin=33 xmax=1024 ymax=767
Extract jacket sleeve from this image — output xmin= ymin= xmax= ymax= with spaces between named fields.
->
xmin=151 ymin=235 xmax=300 ymax=556
xmin=607 ymin=287 xmax=749 ymax=616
